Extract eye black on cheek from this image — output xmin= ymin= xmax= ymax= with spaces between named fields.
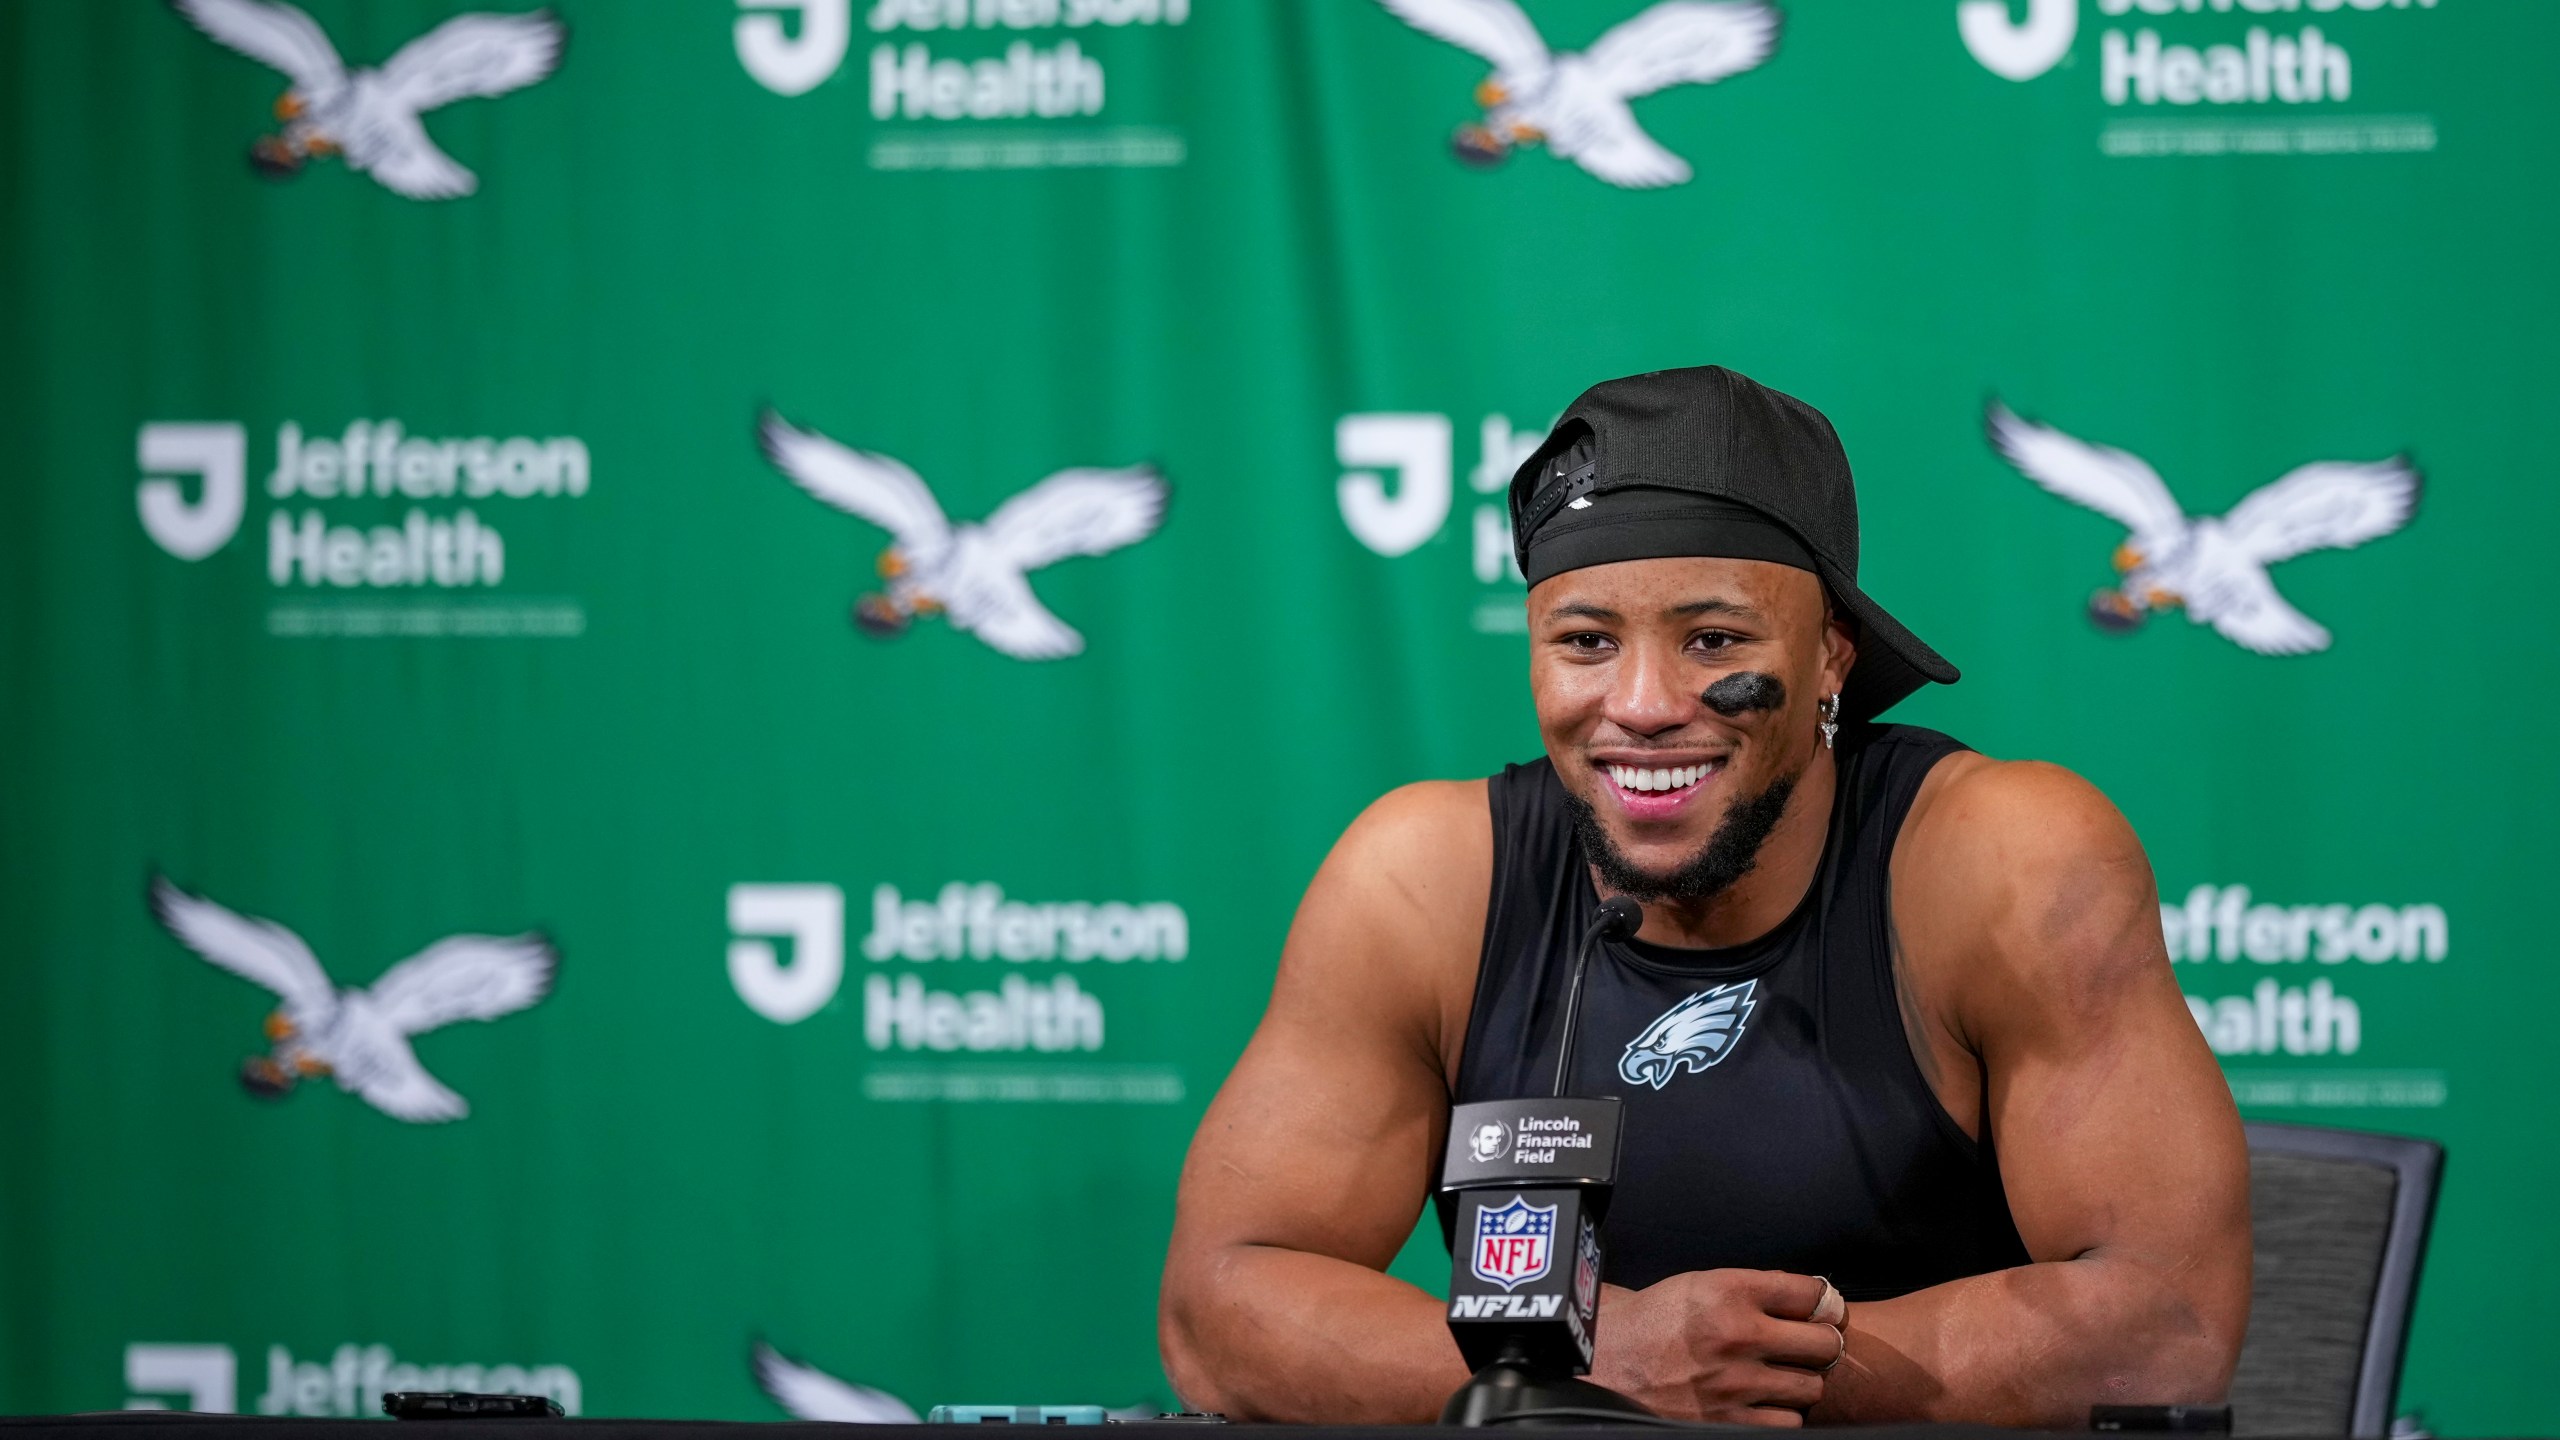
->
xmin=1700 ymin=671 xmax=1786 ymax=717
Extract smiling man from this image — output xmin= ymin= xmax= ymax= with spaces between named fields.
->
xmin=1159 ymin=367 xmax=2250 ymax=1426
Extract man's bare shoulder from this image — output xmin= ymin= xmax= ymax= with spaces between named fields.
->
xmin=1904 ymin=753 xmax=2148 ymax=883
xmin=1337 ymin=779 xmax=1491 ymax=865
xmin=1311 ymin=779 xmax=1494 ymax=942
xmin=1896 ymin=752 xmax=2169 ymax=1030
xmin=1269 ymin=780 xmax=1495 ymax=1078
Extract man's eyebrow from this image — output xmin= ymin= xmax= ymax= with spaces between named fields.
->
xmin=1545 ymin=602 xmax=1621 ymax=623
xmin=1668 ymin=598 xmax=1759 ymax=619
xmin=1543 ymin=598 xmax=1762 ymax=624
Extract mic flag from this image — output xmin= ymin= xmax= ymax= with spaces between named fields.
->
xmin=1436 ymin=1095 xmax=1623 ymax=1375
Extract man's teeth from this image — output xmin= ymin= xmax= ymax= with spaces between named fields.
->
xmin=1608 ymin=762 xmax=1718 ymax=793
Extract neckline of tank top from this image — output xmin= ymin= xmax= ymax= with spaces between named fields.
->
xmin=1596 ymin=885 xmax=1815 ymax=980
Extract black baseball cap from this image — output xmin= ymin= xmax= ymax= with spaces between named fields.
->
xmin=1508 ymin=365 xmax=1957 ymax=722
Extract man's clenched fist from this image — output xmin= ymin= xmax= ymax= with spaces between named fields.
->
xmin=1587 ymin=1270 xmax=1846 ymax=1425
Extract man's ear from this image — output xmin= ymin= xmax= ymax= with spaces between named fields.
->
xmin=1821 ymin=609 xmax=1858 ymax=701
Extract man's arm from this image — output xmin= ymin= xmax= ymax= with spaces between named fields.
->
xmin=1814 ymin=759 xmax=2252 ymax=1426
xmin=1157 ymin=782 xmax=1487 ymax=1422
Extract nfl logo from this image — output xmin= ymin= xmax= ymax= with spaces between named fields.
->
xmin=1470 ymin=1196 xmax=1557 ymax=1291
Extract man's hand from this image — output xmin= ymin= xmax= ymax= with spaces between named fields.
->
xmin=1587 ymin=1271 xmax=1845 ymax=1425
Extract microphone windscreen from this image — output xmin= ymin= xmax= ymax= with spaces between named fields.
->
xmin=1596 ymin=895 xmax=1644 ymax=941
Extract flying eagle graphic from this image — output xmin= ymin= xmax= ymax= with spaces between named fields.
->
xmin=148 ymin=876 xmax=556 ymax=1123
xmin=171 ymin=0 xmax=566 ymax=200
xmin=1987 ymin=402 xmax=2422 ymax=656
xmin=759 ymin=410 xmax=1168 ymax=661
xmin=752 ymin=1343 xmax=920 ymax=1425
xmin=751 ymin=1344 xmax=1156 ymax=1425
xmin=1619 ymin=980 xmax=1755 ymax=1090
xmin=1379 ymin=0 xmax=1779 ymax=188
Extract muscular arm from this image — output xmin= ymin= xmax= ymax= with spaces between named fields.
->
xmin=1814 ymin=760 xmax=2251 ymax=1426
xmin=1157 ymin=783 xmax=1488 ymax=1422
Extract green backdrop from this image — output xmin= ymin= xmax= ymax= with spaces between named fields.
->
xmin=3 ymin=0 xmax=2552 ymax=1431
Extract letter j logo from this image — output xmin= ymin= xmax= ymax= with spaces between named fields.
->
xmin=1960 ymin=0 xmax=2077 ymax=81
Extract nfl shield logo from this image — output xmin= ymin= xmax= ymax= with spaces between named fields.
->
xmin=1470 ymin=1196 xmax=1557 ymax=1291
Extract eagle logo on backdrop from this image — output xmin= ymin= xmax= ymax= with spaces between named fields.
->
xmin=758 ymin=410 xmax=1169 ymax=661
xmin=749 ymin=1344 xmax=1155 ymax=1423
xmin=1471 ymin=1196 xmax=1558 ymax=1291
xmin=1987 ymin=402 xmax=2422 ymax=655
xmin=750 ymin=1343 xmax=921 ymax=1424
xmin=1379 ymin=0 xmax=1780 ymax=188
xmin=1619 ymin=980 xmax=1755 ymax=1089
xmin=171 ymin=0 xmax=566 ymax=200
xmin=148 ymin=876 xmax=556 ymax=1122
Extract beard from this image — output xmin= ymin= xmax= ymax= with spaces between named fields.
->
xmin=1564 ymin=770 xmax=1799 ymax=905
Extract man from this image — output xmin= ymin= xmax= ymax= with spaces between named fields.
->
xmin=1158 ymin=367 xmax=2249 ymax=1426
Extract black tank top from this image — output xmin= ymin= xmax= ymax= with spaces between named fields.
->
xmin=1455 ymin=722 xmax=2031 ymax=1300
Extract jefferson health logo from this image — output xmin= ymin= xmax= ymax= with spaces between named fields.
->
xmin=1957 ymin=0 xmax=2445 ymax=158
xmin=1986 ymin=401 xmax=2420 ymax=655
xmin=1619 ymin=980 xmax=1756 ymax=1090
xmin=735 ymin=0 xmax=1193 ymax=172
xmin=1380 ymin=0 xmax=1779 ymax=189
xmin=2165 ymin=882 xmax=2454 ymax=1114
xmin=136 ymin=417 xmax=595 ymax=637
xmin=760 ymin=410 xmax=1167 ymax=660
xmin=148 ymin=876 xmax=558 ymax=1123
xmin=123 ymin=1342 xmax=580 ymax=1417
xmin=727 ymin=880 xmax=1190 ymax=1105
xmin=1336 ymin=408 xmax=1550 ymax=634
xmin=1472 ymin=1196 xmax=1558 ymax=1291
xmin=173 ymin=0 xmax=565 ymax=199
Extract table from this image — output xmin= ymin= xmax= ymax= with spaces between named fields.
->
xmin=0 ymin=1419 xmax=2135 ymax=1440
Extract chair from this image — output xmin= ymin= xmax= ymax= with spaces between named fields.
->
xmin=2228 ymin=1123 xmax=2442 ymax=1438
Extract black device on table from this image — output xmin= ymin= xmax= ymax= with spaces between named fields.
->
xmin=382 ymin=1393 xmax=564 ymax=1420
xmin=2090 ymin=1405 xmax=2233 ymax=1432
xmin=1434 ymin=898 xmax=1650 ymax=1428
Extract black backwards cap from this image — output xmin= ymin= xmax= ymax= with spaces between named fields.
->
xmin=1508 ymin=365 xmax=1958 ymax=722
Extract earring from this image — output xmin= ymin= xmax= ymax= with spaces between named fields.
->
xmin=1818 ymin=694 xmax=1840 ymax=750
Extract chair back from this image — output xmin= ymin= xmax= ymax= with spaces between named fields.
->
xmin=2229 ymin=1122 xmax=2442 ymax=1438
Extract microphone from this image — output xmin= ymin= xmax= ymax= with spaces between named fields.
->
xmin=1433 ymin=896 xmax=1650 ymax=1424
xmin=1551 ymin=896 xmax=1643 ymax=1097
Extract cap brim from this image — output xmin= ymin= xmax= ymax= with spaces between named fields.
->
xmin=1815 ymin=559 xmax=1958 ymax=722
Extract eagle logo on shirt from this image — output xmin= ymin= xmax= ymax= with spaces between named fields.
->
xmin=1619 ymin=980 xmax=1755 ymax=1089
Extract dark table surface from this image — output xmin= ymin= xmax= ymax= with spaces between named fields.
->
xmin=0 ymin=1420 xmax=2091 ymax=1440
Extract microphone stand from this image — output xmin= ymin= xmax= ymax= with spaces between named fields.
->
xmin=1438 ymin=898 xmax=1649 ymax=1427
xmin=1553 ymin=897 xmax=1642 ymax=1098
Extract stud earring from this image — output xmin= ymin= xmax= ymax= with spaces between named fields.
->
xmin=1818 ymin=694 xmax=1840 ymax=750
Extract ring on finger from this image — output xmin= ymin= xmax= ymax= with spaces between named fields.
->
xmin=1809 ymin=1275 xmax=1847 ymax=1326
xmin=1816 ymin=1322 xmax=1846 ymax=1374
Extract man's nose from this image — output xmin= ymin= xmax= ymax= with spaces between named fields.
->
xmin=1605 ymin=643 xmax=1694 ymax=737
